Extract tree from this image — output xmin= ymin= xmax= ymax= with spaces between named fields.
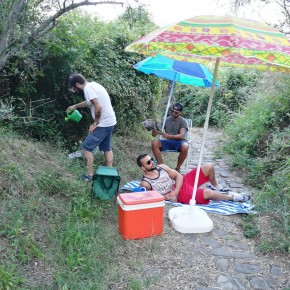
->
xmin=230 ymin=0 xmax=290 ymax=35
xmin=0 ymin=0 xmax=124 ymax=71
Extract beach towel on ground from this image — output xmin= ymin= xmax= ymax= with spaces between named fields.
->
xmin=120 ymin=180 xmax=256 ymax=215
xmin=119 ymin=180 xmax=146 ymax=193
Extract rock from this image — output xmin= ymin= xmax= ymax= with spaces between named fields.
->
xmin=215 ymin=258 xmax=230 ymax=272
xmin=234 ymin=261 xmax=262 ymax=274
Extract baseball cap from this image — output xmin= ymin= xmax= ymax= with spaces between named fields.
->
xmin=172 ymin=102 xmax=184 ymax=112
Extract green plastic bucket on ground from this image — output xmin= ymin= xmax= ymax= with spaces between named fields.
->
xmin=65 ymin=109 xmax=82 ymax=122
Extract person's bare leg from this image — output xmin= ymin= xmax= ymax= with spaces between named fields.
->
xmin=203 ymin=188 xmax=233 ymax=201
xmin=83 ymin=149 xmax=94 ymax=176
xmin=152 ymin=139 xmax=163 ymax=164
xmin=200 ymin=163 xmax=218 ymax=187
xmin=104 ymin=150 xmax=113 ymax=166
xmin=176 ymin=142 xmax=189 ymax=170
xmin=203 ymin=188 xmax=250 ymax=202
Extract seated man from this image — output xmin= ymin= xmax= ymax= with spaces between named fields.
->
xmin=136 ymin=153 xmax=251 ymax=204
xmin=151 ymin=102 xmax=189 ymax=173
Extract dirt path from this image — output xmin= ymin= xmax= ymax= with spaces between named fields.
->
xmin=114 ymin=127 xmax=289 ymax=290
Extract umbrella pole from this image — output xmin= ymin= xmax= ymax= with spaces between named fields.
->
xmin=162 ymin=73 xmax=177 ymax=131
xmin=190 ymin=57 xmax=221 ymax=207
xmin=168 ymin=58 xmax=220 ymax=234
xmin=168 ymin=58 xmax=220 ymax=233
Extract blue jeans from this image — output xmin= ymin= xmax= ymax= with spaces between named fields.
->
xmin=82 ymin=126 xmax=115 ymax=152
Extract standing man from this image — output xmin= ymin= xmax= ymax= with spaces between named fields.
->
xmin=67 ymin=73 xmax=116 ymax=181
xmin=151 ymin=102 xmax=189 ymax=173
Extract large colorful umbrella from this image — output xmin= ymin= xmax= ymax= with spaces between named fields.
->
xmin=126 ymin=15 xmax=290 ymax=72
xmin=134 ymin=54 xmax=219 ymax=130
xmin=126 ymin=15 xmax=290 ymax=233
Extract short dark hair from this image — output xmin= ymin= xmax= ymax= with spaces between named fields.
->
xmin=136 ymin=154 xmax=148 ymax=167
xmin=172 ymin=102 xmax=184 ymax=112
xmin=68 ymin=73 xmax=86 ymax=88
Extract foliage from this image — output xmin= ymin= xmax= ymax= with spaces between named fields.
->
xmin=176 ymin=68 xmax=260 ymax=127
xmin=0 ymin=0 xmax=124 ymax=71
xmin=222 ymin=73 xmax=290 ymax=183
xmin=0 ymin=125 xmax=154 ymax=288
xmin=0 ymin=266 xmax=25 ymax=290
xmin=229 ymin=0 xmax=290 ymax=35
xmin=0 ymin=7 xmax=160 ymax=148
xmin=240 ymin=214 xmax=261 ymax=238
xmin=221 ymin=72 xmax=290 ymax=254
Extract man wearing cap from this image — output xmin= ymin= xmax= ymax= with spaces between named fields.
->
xmin=151 ymin=102 xmax=188 ymax=173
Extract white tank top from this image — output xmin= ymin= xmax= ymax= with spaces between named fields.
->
xmin=142 ymin=166 xmax=175 ymax=195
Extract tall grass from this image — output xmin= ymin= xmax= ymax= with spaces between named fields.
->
xmin=222 ymin=73 xmax=290 ymax=254
xmin=0 ymin=125 xmax=155 ymax=289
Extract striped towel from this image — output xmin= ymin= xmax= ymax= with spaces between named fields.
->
xmin=120 ymin=181 xmax=256 ymax=215
xmin=165 ymin=200 xmax=256 ymax=215
xmin=119 ymin=180 xmax=146 ymax=193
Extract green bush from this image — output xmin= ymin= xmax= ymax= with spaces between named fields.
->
xmin=177 ymin=68 xmax=261 ymax=127
xmin=223 ymin=76 xmax=290 ymax=185
xmin=0 ymin=8 xmax=159 ymax=149
xmin=221 ymin=73 xmax=290 ymax=253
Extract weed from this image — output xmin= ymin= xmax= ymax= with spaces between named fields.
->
xmin=240 ymin=215 xmax=261 ymax=238
xmin=221 ymin=75 xmax=290 ymax=253
xmin=256 ymin=241 xmax=273 ymax=254
xmin=0 ymin=265 xmax=25 ymax=289
xmin=126 ymin=277 xmax=143 ymax=290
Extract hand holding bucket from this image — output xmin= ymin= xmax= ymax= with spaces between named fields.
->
xmin=65 ymin=109 xmax=82 ymax=122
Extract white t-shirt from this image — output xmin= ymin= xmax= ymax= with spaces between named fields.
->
xmin=83 ymin=82 xmax=117 ymax=127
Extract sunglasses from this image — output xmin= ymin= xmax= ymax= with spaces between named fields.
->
xmin=171 ymin=109 xmax=180 ymax=115
xmin=146 ymin=157 xmax=154 ymax=165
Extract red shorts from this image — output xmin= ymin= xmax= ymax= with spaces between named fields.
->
xmin=177 ymin=167 xmax=210 ymax=205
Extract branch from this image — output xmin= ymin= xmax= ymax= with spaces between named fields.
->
xmin=0 ymin=0 xmax=124 ymax=71
xmin=30 ymin=1 xmax=124 ymax=46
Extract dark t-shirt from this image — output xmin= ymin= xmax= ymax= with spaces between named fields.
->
xmin=164 ymin=117 xmax=188 ymax=139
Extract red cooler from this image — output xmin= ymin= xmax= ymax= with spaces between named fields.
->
xmin=117 ymin=190 xmax=165 ymax=240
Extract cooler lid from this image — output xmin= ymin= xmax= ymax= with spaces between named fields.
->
xmin=119 ymin=190 xmax=164 ymax=205
xmin=95 ymin=166 xmax=119 ymax=177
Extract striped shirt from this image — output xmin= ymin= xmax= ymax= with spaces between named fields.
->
xmin=142 ymin=166 xmax=175 ymax=195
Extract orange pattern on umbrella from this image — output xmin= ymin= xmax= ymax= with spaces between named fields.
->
xmin=126 ymin=15 xmax=290 ymax=72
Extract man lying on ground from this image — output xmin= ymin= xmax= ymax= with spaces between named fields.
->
xmin=136 ymin=153 xmax=251 ymax=204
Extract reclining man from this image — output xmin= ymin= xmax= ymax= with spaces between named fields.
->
xmin=136 ymin=153 xmax=251 ymax=204
xmin=151 ymin=102 xmax=188 ymax=173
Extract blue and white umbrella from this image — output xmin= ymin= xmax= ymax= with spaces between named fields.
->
xmin=134 ymin=54 xmax=219 ymax=130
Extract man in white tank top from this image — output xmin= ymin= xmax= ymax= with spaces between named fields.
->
xmin=137 ymin=154 xmax=251 ymax=204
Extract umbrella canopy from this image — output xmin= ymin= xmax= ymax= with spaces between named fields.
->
xmin=134 ymin=54 xmax=219 ymax=87
xmin=126 ymin=15 xmax=290 ymax=72
xmin=134 ymin=54 xmax=219 ymax=130
xmin=125 ymin=15 xmax=290 ymax=233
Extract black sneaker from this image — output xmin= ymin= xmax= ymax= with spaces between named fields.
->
xmin=81 ymin=174 xmax=93 ymax=182
xmin=207 ymin=184 xmax=229 ymax=193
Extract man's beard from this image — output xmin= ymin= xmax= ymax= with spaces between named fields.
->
xmin=147 ymin=165 xmax=156 ymax=172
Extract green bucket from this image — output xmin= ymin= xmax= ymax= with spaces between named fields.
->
xmin=65 ymin=109 xmax=82 ymax=122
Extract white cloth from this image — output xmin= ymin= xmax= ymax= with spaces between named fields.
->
xmin=83 ymin=81 xmax=116 ymax=127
